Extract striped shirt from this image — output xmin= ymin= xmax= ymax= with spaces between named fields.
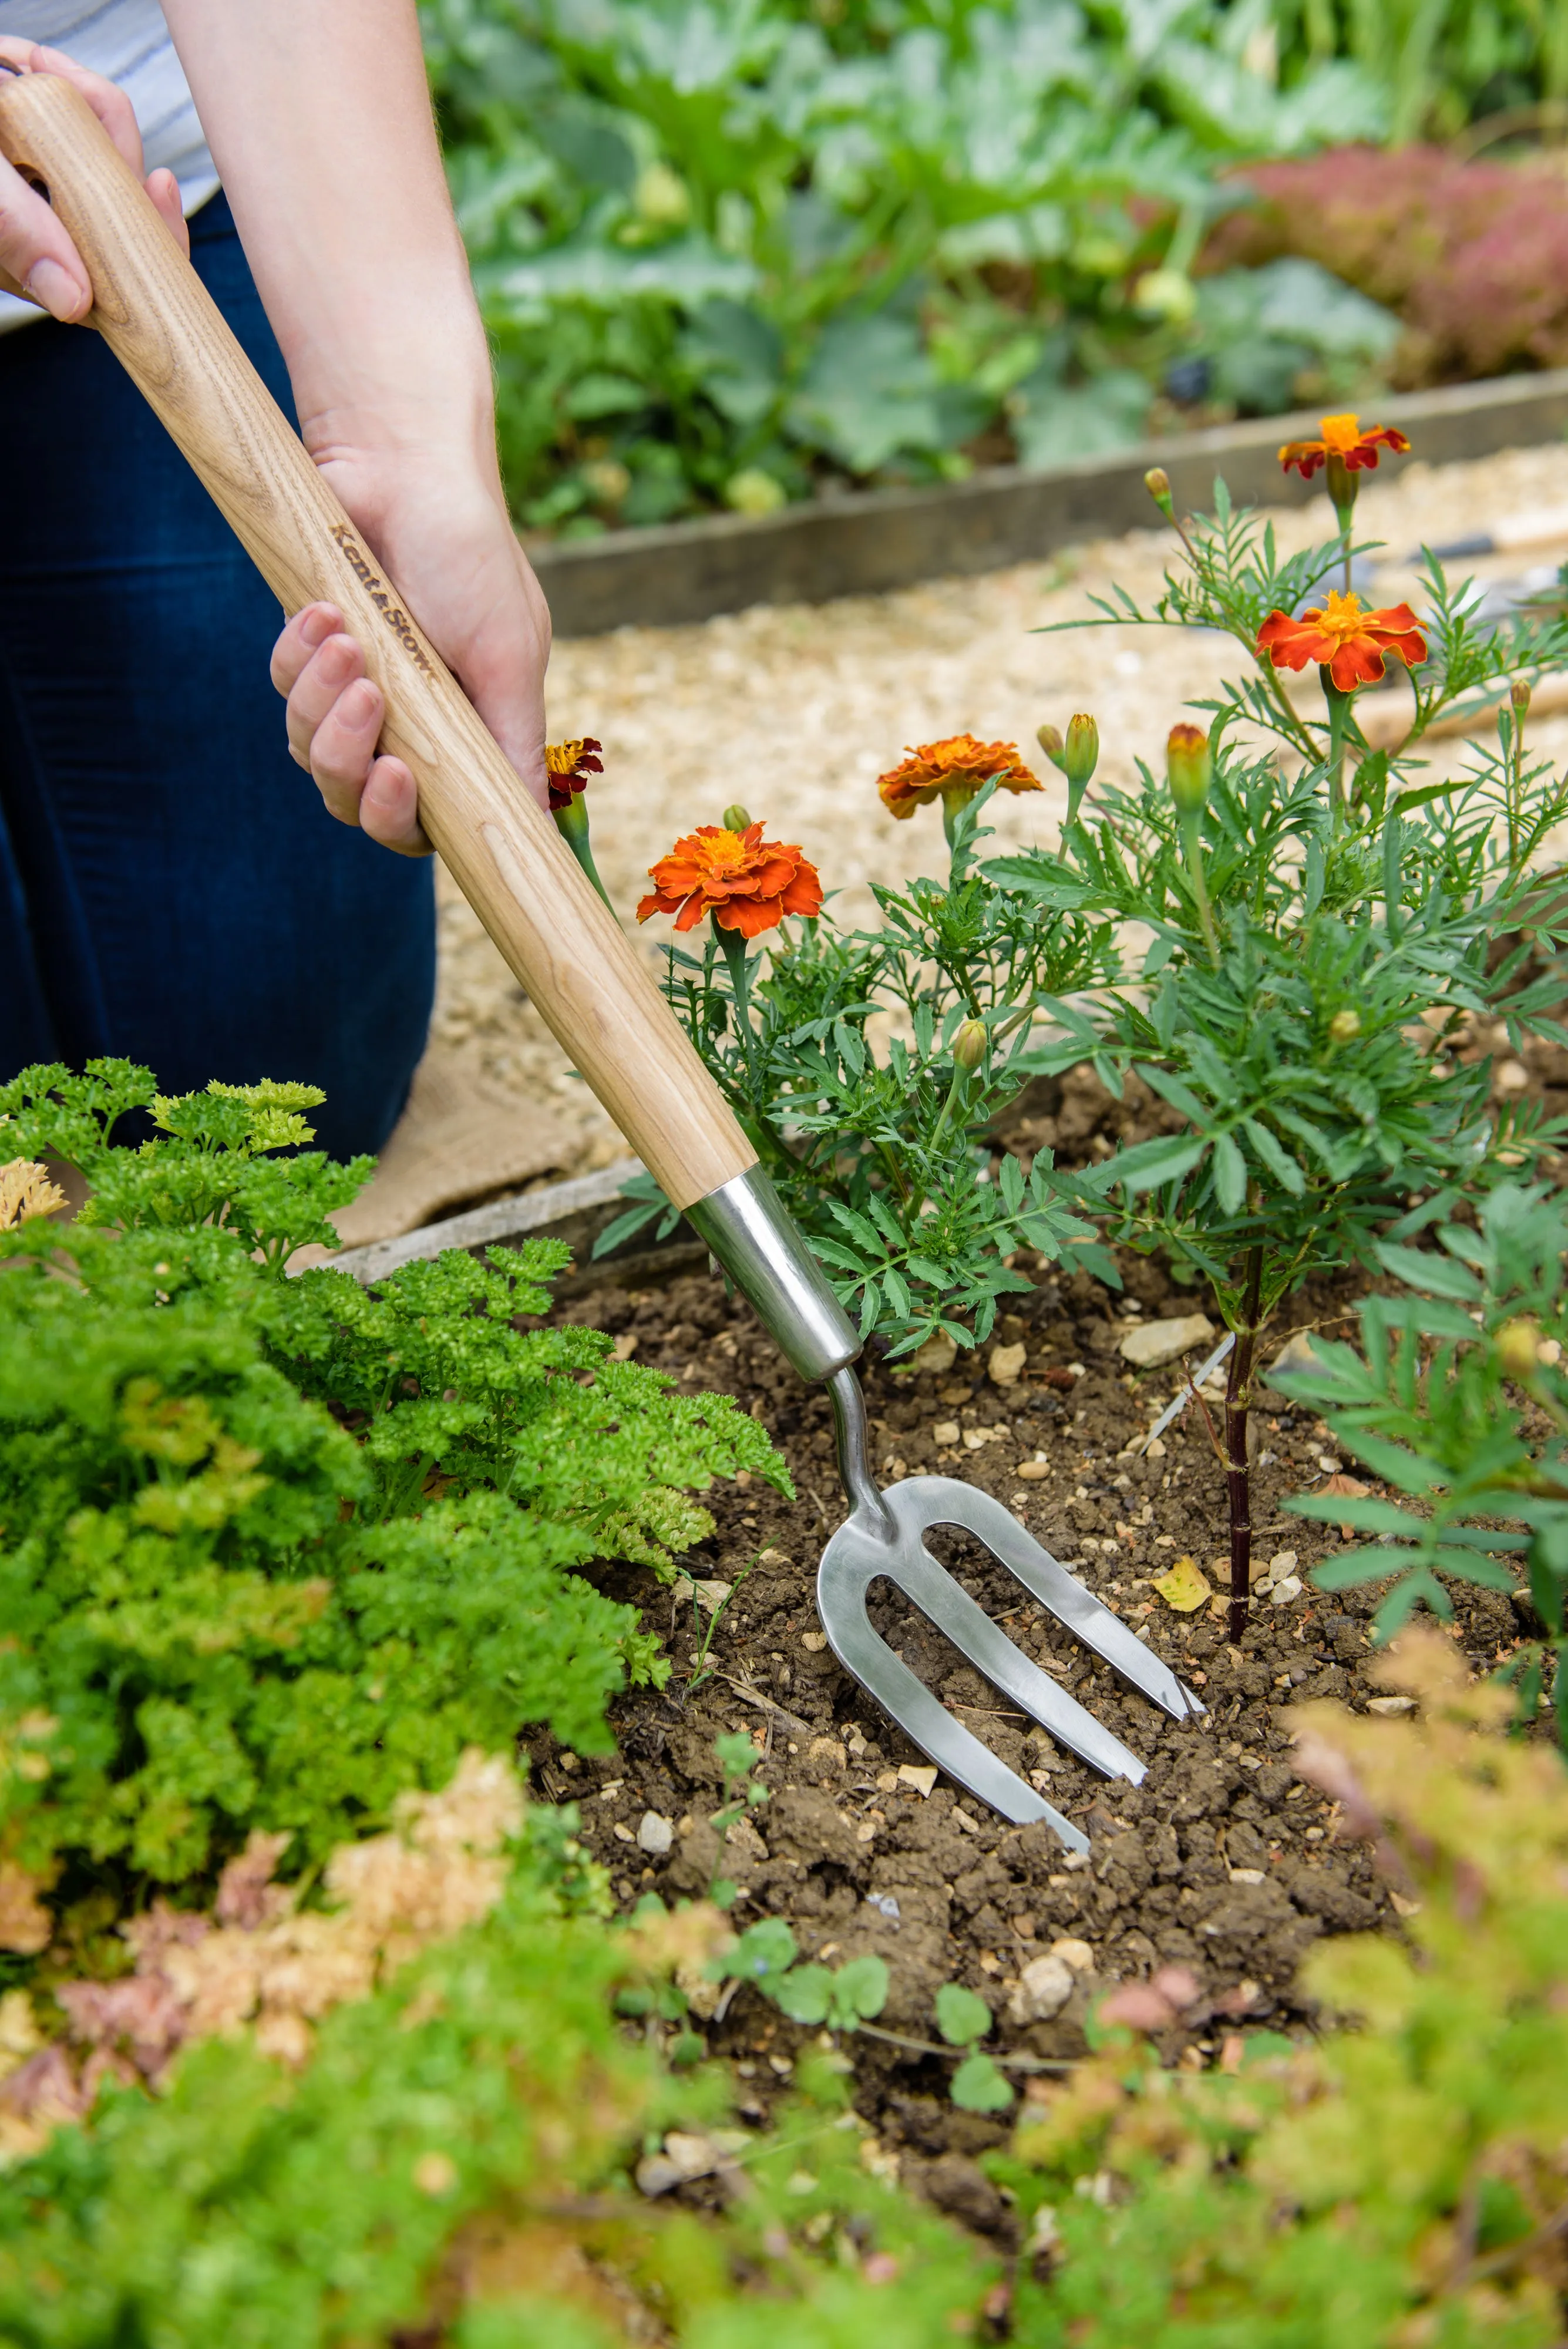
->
xmin=0 ymin=1 xmax=216 ymax=333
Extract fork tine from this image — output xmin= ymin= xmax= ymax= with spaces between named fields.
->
xmin=815 ymin=1368 xmax=1202 ymax=1828
xmin=813 ymin=1576 xmax=1091 ymax=1844
xmin=869 ymin=1537 xmax=1148 ymax=1781
xmin=901 ymin=1478 xmax=1202 ymax=1724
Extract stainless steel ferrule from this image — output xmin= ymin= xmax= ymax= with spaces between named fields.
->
xmin=684 ymin=1163 xmax=861 ymax=1384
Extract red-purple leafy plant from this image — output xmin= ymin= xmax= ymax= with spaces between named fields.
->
xmin=1202 ymin=145 xmax=1568 ymax=385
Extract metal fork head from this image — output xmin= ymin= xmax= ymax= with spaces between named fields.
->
xmin=815 ymin=1368 xmax=1203 ymax=1853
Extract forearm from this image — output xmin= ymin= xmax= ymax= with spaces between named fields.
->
xmin=160 ymin=0 xmax=493 ymax=473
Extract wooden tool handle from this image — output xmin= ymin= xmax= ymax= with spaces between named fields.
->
xmin=0 ymin=69 xmax=755 ymax=1210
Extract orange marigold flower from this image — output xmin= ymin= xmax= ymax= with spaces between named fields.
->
xmin=1256 ymin=589 xmax=1428 ymax=694
xmin=637 ymin=822 xmax=823 ymax=940
xmin=1278 ymin=412 xmax=1410 ymax=482
xmin=545 ymin=737 xmax=603 ymax=812
xmin=876 ymin=733 xmax=1041 ymax=820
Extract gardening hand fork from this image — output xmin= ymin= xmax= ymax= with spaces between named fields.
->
xmin=0 ymin=69 xmax=1201 ymax=1847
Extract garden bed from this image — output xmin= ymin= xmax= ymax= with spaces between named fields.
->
xmin=530 ymin=369 xmax=1568 ymax=634
xmin=531 ymin=1238 xmax=1530 ymax=2235
xmin=368 ymin=1031 xmax=1563 ymax=2234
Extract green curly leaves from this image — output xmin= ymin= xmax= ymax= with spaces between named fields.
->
xmin=0 ymin=1065 xmax=787 ymax=1894
xmin=0 ymin=1061 xmax=372 ymax=1270
xmin=273 ymin=1239 xmax=789 ymax=1565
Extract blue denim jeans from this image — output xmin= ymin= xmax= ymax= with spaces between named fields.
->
xmin=0 ymin=194 xmax=435 ymax=1159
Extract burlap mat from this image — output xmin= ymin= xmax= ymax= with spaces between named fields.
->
xmin=326 ymin=1042 xmax=574 ymax=1250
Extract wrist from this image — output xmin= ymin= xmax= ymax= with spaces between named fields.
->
xmin=305 ymin=436 xmax=516 ymax=564
xmin=285 ymin=286 xmax=496 ymax=470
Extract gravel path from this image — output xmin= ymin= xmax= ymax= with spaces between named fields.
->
xmin=426 ymin=438 xmax=1568 ymax=1186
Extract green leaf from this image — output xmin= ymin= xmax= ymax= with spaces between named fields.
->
xmin=1108 ymin=1135 xmax=1210 ymax=1193
xmin=591 ymin=1199 xmax=667 ymax=1259
xmin=771 ymin=1965 xmax=833 ymax=2026
xmin=827 ymin=1955 xmax=889 ymax=2029
xmin=1212 ymin=1131 xmax=1247 ymax=1215
xmin=950 ymin=2052 xmax=1015 ymax=2113
xmin=935 ymin=1982 xmax=993 ymax=2047
xmin=724 ymin=1918 xmax=798 ymax=1984
xmin=1373 ymin=1243 xmax=1483 ymax=1302
xmin=1242 ymin=1118 xmax=1306 ymax=1198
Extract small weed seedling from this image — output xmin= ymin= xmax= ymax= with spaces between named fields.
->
xmin=936 ymin=1981 xmax=1015 ymax=2114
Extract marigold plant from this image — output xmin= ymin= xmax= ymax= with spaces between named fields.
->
xmin=1256 ymin=588 xmax=1427 ymax=692
xmin=614 ymin=778 xmax=1118 ymax=1355
xmin=990 ymin=449 xmax=1568 ymax=1633
xmin=544 ymin=735 xmax=603 ymax=810
xmin=1277 ymin=411 xmax=1410 ymax=483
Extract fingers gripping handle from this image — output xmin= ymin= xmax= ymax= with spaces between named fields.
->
xmin=0 ymin=69 xmax=754 ymax=1211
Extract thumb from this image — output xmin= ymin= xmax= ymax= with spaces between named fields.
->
xmin=0 ymin=152 xmax=90 ymax=319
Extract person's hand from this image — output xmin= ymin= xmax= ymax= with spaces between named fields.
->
xmin=0 ymin=41 xmax=188 ymax=317
xmin=268 ymin=447 xmax=551 ymax=857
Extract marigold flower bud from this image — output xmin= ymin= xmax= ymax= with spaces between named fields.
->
xmin=1145 ymin=466 xmax=1174 ymax=520
xmin=721 ymin=804 xmax=752 ymax=833
xmin=1064 ymin=713 xmax=1099 ymax=790
xmin=1510 ymin=676 xmax=1532 ymax=716
xmin=953 ymin=1019 xmax=987 ymax=1072
xmin=1327 ymin=1008 xmax=1361 ymax=1044
xmin=1496 ymin=1318 xmax=1543 ymax=1383
xmin=1037 ymin=723 xmax=1066 ymax=774
xmin=1166 ymin=723 xmax=1211 ymax=814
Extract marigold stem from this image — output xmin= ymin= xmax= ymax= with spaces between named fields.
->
xmin=1327 ymin=455 xmax=1356 ymax=593
xmin=552 ymin=796 xmax=613 ymax=911
xmin=1224 ymin=1246 xmax=1266 ymax=1644
xmin=717 ymin=921 xmax=753 ymax=1028
xmin=1323 ymin=675 xmax=1351 ymax=818
xmin=1180 ymin=809 xmax=1220 ymax=967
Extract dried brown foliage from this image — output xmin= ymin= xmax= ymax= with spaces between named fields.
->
xmin=0 ymin=1748 xmax=522 ymax=2159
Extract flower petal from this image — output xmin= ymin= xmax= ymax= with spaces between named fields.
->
xmin=1278 ymin=440 xmax=1328 ymax=479
xmin=1327 ymin=637 xmax=1388 ymax=691
xmin=1257 ymin=610 xmax=1323 ymax=669
xmin=715 ymin=896 xmax=783 ymax=938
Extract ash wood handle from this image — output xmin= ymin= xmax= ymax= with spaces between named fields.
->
xmin=0 ymin=69 xmax=755 ymax=1210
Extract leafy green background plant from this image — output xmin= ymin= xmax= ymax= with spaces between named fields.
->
xmin=422 ymin=0 xmax=1568 ymax=530
xmin=0 ymin=1063 xmax=783 ymax=1903
xmin=6 ymin=1633 xmax=1564 ymax=2344
xmin=420 ymin=0 xmax=1414 ymax=530
xmin=971 ymin=477 xmax=1568 ymax=1629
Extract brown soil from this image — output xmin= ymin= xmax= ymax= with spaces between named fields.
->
xmin=526 ymin=1067 xmax=1548 ymax=2242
